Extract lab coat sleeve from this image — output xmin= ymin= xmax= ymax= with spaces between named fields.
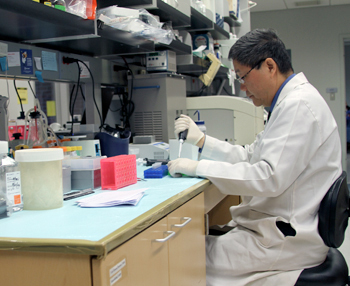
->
xmin=200 ymin=132 xmax=263 ymax=164
xmin=196 ymin=96 xmax=327 ymax=197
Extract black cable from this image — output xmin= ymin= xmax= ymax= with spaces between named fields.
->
xmin=121 ymin=56 xmax=134 ymax=129
xmin=13 ymin=79 xmax=25 ymax=119
xmin=72 ymin=62 xmax=82 ymax=121
xmin=223 ymin=86 xmax=233 ymax=96
xmin=76 ymin=59 xmax=103 ymax=131
xmin=28 ymin=81 xmax=37 ymax=99
xmin=70 ymin=63 xmax=81 ymax=136
xmin=69 ymin=84 xmax=76 ymax=119
xmin=197 ymin=84 xmax=207 ymax=96
xmin=79 ymin=84 xmax=86 ymax=101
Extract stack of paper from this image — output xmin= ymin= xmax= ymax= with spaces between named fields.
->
xmin=76 ymin=188 xmax=147 ymax=208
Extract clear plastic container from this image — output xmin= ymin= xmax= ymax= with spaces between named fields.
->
xmin=15 ymin=148 xmax=64 ymax=210
xmin=0 ymin=141 xmax=23 ymax=212
xmin=70 ymin=156 xmax=106 ymax=170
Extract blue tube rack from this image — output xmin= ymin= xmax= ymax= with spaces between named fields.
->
xmin=144 ymin=165 xmax=168 ymax=179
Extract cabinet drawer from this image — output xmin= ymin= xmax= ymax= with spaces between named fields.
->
xmin=168 ymin=192 xmax=206 ymax=286
xmin=92 ymin=217 xmax=169 ymax=286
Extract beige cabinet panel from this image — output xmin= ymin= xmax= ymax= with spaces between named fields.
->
xmin=92 ymin=217 xmax=169 ymax=286
xmin=168 ymin=193 xmax=206 ymax=286
xmin=92 ymin=193 xmax=207 ymax=286
xmin=0 ymin=251 xmax=91 ymax=286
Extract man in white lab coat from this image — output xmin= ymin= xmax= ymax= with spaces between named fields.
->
xmin=168 ymin=28 xmax=342 ymax=286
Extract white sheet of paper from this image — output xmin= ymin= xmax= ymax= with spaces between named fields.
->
xmin=76 ymin=188 xmax=148 ymax=208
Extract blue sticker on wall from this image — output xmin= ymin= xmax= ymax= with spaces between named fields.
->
xmin=20 ymin=49 xmax=33 ymax=75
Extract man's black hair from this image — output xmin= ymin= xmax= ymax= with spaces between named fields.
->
xmin=228 ymin=28 xmax=294 ymax=75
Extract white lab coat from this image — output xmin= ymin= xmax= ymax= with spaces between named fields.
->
xmin=196 ymin=73 xmax=342 ymax=286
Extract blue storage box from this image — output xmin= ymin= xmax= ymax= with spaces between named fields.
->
xmin=144 ymin=165 xmax=168 ymax=179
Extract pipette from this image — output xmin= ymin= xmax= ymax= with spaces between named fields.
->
xmin=178 ymin=129 xmax=188 ymax=158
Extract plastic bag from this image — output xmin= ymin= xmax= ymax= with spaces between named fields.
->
xmin=66 ymin=0 xmax=87 ymax=18
xmin=66 ymin=0 xmax=96 ymax=19
xmin=97 ymin=7 xmax=175 ymax=45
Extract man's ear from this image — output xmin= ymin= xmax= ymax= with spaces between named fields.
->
xmin=265 ymin=58 xmax=277 ymax=75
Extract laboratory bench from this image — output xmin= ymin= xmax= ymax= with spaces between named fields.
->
xmin=0 ymin=166 xmax=236 ymax=286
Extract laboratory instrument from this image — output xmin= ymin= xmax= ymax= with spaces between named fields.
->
xmin=63 ymin=139 xmax=101 ymax=157
xmin=0 ymin=140 xmax=22 ymax=212
xmin=178 ymin=128 xmax=188 ymax=158
xmin=145 ymin=158 xmax=169 ymax=166
xmin=23 ymin=100 xmax=58 ymax=148
xmin=15 ymin=148 xmax=64 ymax=210
xmin=146 ymin=50 xmax=177 ymax=72
xmin=129 ymin=142 xmax=169 ymax=160
xmin=129 ymin=73 xmax=186 ymax=142
xmin=187 ymin=96 xmax=264 ymax=146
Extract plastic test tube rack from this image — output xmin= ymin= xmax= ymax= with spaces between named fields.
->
xmin=144 ymin=165 xmax=168 ymax=179
xmin=100 ymin=154 xmax=137 ymax=190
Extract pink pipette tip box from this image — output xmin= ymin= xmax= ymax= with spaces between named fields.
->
xmin=100 ymin=154 xmax=137 ymax=190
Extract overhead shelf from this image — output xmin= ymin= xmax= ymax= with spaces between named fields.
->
xmin=0 ymin=0 xmax=188 ymax=57
xmin=185 ymin=7 xmax=230 ymax=40
xmin=0 ymin=0 xmax=96 ymax=44
xmin=98 ymin=0 xmax=191 ymax=29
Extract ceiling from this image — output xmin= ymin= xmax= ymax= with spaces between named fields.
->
xmin=250 ymin=0 xmax=350 ymax=13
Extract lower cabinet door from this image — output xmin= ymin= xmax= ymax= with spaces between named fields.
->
xmin=167 ymin=193 xmax=206 ymax=286
xmin=92 ymin=217 xmax=170 ymax=286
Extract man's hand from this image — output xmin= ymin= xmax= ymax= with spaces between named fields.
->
xmin=174 ymin=114 xmax=204 ymax=146
xmin=168 ymin=158 xmax=199 ymax=177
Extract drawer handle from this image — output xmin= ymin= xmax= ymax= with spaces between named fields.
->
xmin=173 ymin=217 xmax=192 ymax=228
xmin=154 ymin=231 xmax=175 ymax=242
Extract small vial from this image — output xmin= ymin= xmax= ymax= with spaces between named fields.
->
xmin=0 ymin=141 xmax=23 ymax=212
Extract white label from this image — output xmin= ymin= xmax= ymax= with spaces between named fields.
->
xmin=6 ymin=171 xmax=22 ymax=205
xmin=109 ymin=258 xmax=126 ymax=277
xmin=110 ymin=271 xmax=122 ymax=286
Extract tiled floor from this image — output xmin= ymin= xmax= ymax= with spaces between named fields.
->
xmin=338 ymin=154 xmax=350 ymax=265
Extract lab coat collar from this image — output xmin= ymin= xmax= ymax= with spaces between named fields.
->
xmin=275 ymin=72 xmax=309 ymax=107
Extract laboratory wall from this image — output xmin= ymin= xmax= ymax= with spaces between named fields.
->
xmin=345 ymin=44 xmax=350 ymax=106
xmin=251 ymin=4 xmax=350 ymax=170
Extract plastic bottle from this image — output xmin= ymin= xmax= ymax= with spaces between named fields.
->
xmin=194 ymin=110 xmax=207 ymax=134
xmin=15 ymin=148 xmax=64 ymax=210
xmin=214 ymin=43 xmax=222 ymax=61
xmin=51 ymin=0 xmax=66 ymax=11
xmin=0 ymin=141 xmax=23 ymax=213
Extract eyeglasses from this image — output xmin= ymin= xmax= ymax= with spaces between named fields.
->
xmin=235 ymin=58 xmax=266 ymax=84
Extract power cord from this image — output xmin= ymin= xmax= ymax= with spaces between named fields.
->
xmin=63 ymin=56 xmax=103 ymax=132
xmin=13 ymin=79 xmax=25 ymax=120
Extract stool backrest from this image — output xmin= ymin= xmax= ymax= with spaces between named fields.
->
xmin=318 ymin=171 xmax=350 ymax=248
